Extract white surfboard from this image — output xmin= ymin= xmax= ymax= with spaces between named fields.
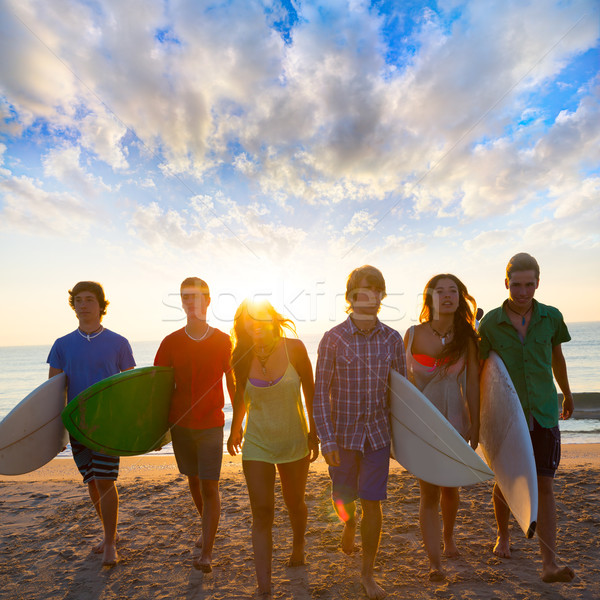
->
xmin=390 ymin=369 xmax=494 ymax=487
xmin=480 ymin=352 xmax=538 ymax=538
xmin=0 ymin=373 xmax=68 ymax=475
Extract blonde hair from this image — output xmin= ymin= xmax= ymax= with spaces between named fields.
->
xmin=230 ymin=299 xmax=297 ymax=388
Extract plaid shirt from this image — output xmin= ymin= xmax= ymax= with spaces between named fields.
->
xmin=314 ymin=317 xmax=406 ymax=455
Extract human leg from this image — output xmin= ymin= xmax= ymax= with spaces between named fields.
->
xmin=528 ymin=420 xmax=573 ymax=581
xmin=172 ymin=426 xmax=222 ymax=551
xmin=537 ymin=476 xmax=574 ymax=582
xmin=418 ymin=480 xmax=444 ymax=580
xmin=95 ymin=478 xmax=119 ymax=566
xmin=492 ymin=482 xmax=511 ymax=558
xmin=360 ymin=499 xmax=386 ymax=600
xmin=71 ymin=440 xmax=120 ymax=557
xmin=193 ymin=479 xmax=220 ymax=572
xmin=243 ymin=460 xmax=276 ymax=595
xmin=277 ymin=456 xmax=310 ymax=566
xmin=357 ymin=445 xmax=390 ymax=600
xmin=441 ymin=486 xmax=460 ymax=558
xmin=329 ymin=448 xmax=360 ymax=555
xmin=187 ymin=475 xmax=204 ymax=547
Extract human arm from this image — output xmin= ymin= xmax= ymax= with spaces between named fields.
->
xmin=465 ymin=338 xmax=480 ymax=449
xmin=552 ymin=344 xmax=574 ymax=420
xmin=119 ymin=338 xmax=136 ymax=372
xmin=48 ymin=366 xmax=63 ymax=378
xmin=227 ymin=385 xmax=246 ymax=456
xmin=313 ymin=333 xmax=339 ymax=465
xmin=395 ymin=331 xmax=407 ymax=377
xmin=225 ymin=370 xmax=236 ymax=406
xmin=290 ymin=339 xmax=319 ymax=462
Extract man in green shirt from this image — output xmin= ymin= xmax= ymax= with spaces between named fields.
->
xmin=479 ymin=253 xmax=575 ymax=583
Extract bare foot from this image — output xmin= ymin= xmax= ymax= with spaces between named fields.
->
xmin=192 ymin=556 xmax=212 ymax=573
xmin=287 ymin=550 xmax=306 ymax=567
xmin=361 ymin=574 xmax=387 ymax=600
xmin=94 ymin=532 xmax=120 ymax=554
xmin=541 ymin=565 xmax=575 ymax=583
xmin=429 ymin=569 xmax=446 ymax=582
xmin=195 ymin=533 xmax=203 ymax=548
xmin=341 ymin=520 xmax=357 ymax=555
xmin=443 ymin=539 xmax=460 ymax=558
xmin=102 ymin=543 xmax=118 ymax=567
xmin=493 ymin=536 xmax=511 ymax=558
xmin=254 ymin=589 xmax=272 ymax=598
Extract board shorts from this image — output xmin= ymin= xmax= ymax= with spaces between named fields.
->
xmin=171 ymin=425 xmax=223 ymax=480
xmin=329 ymin=443 xmax=390 ymax=505
xmin=71 ymin=438 xmax=120 ymax=484
xmin=530 ymin=418 xmax=561 ymax=478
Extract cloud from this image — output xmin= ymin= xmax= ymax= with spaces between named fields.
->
xmin=463 ymin=230 xmax=513 ymax=252
xmin=0 ymin=174 xmax=94 ymax=236
xmin=79 ymin=112 xmax=129 ymax=170
xmin=343 ymin=210 xmax=377 ymax=235
xmin=42 ymin=144 xmax=110 ymax=196
xmin=0 ymin=0 xmax=598 ymax=248
xmin=0 ymin=142 xmax=9 ymax=177
xmin=128 ymin=194 xmax=307 ymax=261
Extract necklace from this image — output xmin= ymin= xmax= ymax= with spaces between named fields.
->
xmin=507 ymin=303 xmax=533 ymax=326
xmin=254 ymin=341 xmax=278 ymax=376
xmin=185 ymin=325 xmax=211 ymax=342
xmin=352 ymin=317 xmax=377 ymax=335
xmin=78 ymin=326 xmax=104 ymax=342
xmin=429 ymin=322 xmax=453 ymax=346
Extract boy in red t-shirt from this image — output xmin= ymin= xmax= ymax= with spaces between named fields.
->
xmin=155 ymin=277 xmax=235 ymax=572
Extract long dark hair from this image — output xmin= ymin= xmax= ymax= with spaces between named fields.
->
xmin=419 ymin=274 xmax=478 ymax=370
xmin=231 ymin=299 xmax=297 ymax=390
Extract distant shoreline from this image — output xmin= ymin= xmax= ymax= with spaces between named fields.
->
xmin=559 ymin=392 xmax=600 ymax=418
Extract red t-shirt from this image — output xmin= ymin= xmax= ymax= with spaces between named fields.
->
xmin=154 ymin=327 xmax=231 ymax=430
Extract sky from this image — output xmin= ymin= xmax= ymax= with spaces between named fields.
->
xmin=0 ymin=0 xmax=599 ymax=347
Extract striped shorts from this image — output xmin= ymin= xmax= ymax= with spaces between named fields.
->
xmin=70 ymin=438 xmax=120 ymax=484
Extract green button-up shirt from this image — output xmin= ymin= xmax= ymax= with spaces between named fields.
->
xmin=479 ymin=299 xmax=570 ymax=428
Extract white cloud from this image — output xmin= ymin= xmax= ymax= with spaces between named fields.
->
xmin=344 ymin=210 xmax=377 ymax=235
xmin=79 ymin=112 xmax=128 ymax=170
xmin=128 ymin=195 xmax=307 ymax=261
xmin=0 ymin=0 xmax=598 ymax=254
xmin=0 ymin=174 xmax=93 ymax=235
xmin=463 ymin=230 xmax=513 ymax=252
xmin=0 ymin=142 xmax=9 ymax=177
xmin=42 ymin=144 xmax=110 ymax=197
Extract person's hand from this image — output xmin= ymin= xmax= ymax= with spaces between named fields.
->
xmin=467 ymin=424 xmax=480 ymax=450
xmin=227 ymin=429 xmax=243 ymax=456
xmin=307 ymin=432 xmax=320 ymax=462
xmin=323 ymin=449 xmax=340 ymax=467
xmin=561 ymin=393 xmax=574 ymax=420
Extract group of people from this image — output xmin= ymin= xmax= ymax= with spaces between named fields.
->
xmin=47 ymin=252 xmax=575 ymax=599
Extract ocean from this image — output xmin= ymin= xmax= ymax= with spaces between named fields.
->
xmin=1 ymin=322 xmax=599 ymax=457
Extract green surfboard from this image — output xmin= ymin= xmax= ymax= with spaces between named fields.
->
xmin=62 ymin=366 xmax=174 ymax=456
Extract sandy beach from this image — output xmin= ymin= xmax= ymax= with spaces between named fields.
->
xmin=1 ymin=445 xmax=599 ymax=600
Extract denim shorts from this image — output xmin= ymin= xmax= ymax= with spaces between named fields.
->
xmin=171 ymin=425 xmax=223 ymax=480
xmin=329 ymin=443 xmax=390 ymax=504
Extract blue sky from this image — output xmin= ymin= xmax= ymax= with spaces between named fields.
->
xmin=1 ymin=0 xmax=599 ymax=346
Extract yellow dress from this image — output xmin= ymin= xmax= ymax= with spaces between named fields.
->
xmin=242 ymin=359 xmax=309 ymax=464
